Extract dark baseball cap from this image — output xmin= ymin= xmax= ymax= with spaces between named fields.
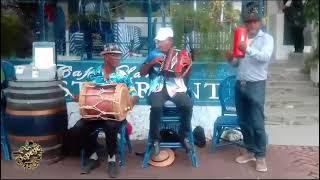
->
xmin=242 ymin=2 xmax=261 ymax=22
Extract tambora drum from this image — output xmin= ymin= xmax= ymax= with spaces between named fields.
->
xmin=79 ymin=83 xmax=133 ymax=121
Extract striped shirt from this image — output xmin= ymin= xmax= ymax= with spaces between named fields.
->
xmin=90 ymin=65 xmax=138 ymax=97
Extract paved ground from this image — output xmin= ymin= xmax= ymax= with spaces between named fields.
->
xmin=265 ymin=125 xmax=319 ymax=146
xmin=1 ymin=141 xmax=319 ymax=179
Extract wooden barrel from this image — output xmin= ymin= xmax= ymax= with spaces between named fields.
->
xmin=5 ymin=80 xmax=68 ymax=164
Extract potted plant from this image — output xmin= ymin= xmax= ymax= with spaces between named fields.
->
xmin=303 ymin=0 xmax=319 ymax=86
xmin=304 ymin=44 xmax=319 ymax=86
xmin=170 ymin=1 xmax=238 ymax=61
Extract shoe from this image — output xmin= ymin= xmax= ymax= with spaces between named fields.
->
xmin=107 ymin=161 xmax=119 ymax=178
xmin=235 ymin=152 xmax=256 ymax=164
xmin=256 ymin=158 xmax=268 ymax=172
xmin=153 ymin=141 xmax=160 ymax=156
xmin=182 ymin=138 xmax=192 ymax=153
xmin=81 ymin=159 xmax=100 ymax=174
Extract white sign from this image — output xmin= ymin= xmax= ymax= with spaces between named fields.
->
xmin=34 ymin=47 xmax=55 ymax=69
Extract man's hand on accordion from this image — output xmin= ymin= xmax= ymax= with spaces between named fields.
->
xmin=150 ymin=57 xmax=164 ymax=66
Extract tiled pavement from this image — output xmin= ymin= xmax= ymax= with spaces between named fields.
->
xmin=272 ymin=145 xmax=319 ymax=179
xmin=1 ymin=141 xmax=319 ymax=179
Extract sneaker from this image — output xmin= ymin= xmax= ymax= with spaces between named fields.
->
xmin=256 ymin=158 xmax=268 ymax=172
xmin=153 ymin=141 xmax=160 ymax=156
xmin=235 ymin=152 xmax=256 ymax=164
xmin=81 ymin=159 xmax=100 ymax=174
xmin=107 ymin=161 xmax=119 ymax=178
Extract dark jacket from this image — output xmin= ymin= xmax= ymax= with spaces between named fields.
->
xmin=283 ymin=0 xmax=306 ymax=28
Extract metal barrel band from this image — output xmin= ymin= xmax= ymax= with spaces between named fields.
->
xmin=5 ymin=107 xmax=66 ymax=116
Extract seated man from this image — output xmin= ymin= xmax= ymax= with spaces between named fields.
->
xmin=76 ymin=43 xmax=138 ymax=178
xmin=139 ymin=27 xmax=193 ymax=155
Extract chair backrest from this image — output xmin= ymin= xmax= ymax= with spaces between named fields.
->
xmin=218 ymin=75 xmax=237 ymax=116
xmin=1 ymin=61 xmax=16 ymax=88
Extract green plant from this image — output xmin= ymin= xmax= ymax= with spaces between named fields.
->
xmin=170 ymin=1 xmax=240 ymax=62
xmin=303 ymin=44 xmax=319 ymax=73
xmin=1 ymin=8 xmax=33 ymax=58
xmin=303 ymin=0 xmax=319 ymax=72
xmin=170 ymin=3 xmax=194 ymax=49
xmin=304 ymin=0 xmax=319 ymax=23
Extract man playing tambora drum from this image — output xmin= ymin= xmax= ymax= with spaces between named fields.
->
xmin=77 ymin=44 xmax=138 ymax=178
xmin=140 ymin=27 xmax=193 ymax=156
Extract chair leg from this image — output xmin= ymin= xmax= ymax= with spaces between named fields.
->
xmin=119 ymin=125 xmax=126 ymax=167
xmin=266 ymin=132 xmax=269 ymax=148
xmin=211 ymin=137 xmax=217 ymax=153
xmin=1 ymin=112 xmax=11 ymax=160
xmin=211 ymin=124 xmax=220 ymax=153
xmin=1 ymin=125 xmax=12 ymax=161
xmin=1 ymin=141 xmax=11 ymax=160
xmin=216 ymin=126 xmax=223 ymax=144
xmin=211 ymin=124 xmax=216 ymax=152
xmin=191 ymin=152 xmax=199 ymax=167
xmin=125 ymin=129 xmax=132 ymax=153
xmin=142 ymin=135 xmax=152 ymax=168
xmin=188 ymin=131 xmax=199 ymax=167
xmin=1 ymin=127 xmax=11 ymax=160
xmin=80 ymin=149 xmax=86 ymax=169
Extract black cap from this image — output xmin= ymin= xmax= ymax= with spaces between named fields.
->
xmin=242 ymin=2 xmax=261 ymax=22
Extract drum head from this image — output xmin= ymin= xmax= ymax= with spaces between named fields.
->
xmin=113 ymin=83 xmax=131 ymax=121
xmin=79 ymin=82 xmax=96 ymax=116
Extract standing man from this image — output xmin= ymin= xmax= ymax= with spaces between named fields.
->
xmin=225 ymin=3 xmax=274 ymax=172
xmin=140 ymin=27 xmax=193 ymax=156
xmin=283 ymin=0 xmax=306 ymax=53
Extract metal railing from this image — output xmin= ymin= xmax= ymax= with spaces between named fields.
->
xmin=56 ymin=21 xmax=235 ymax=60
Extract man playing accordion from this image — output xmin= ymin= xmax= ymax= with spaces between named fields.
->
xmin=140 ymin=27 xmax=193 ymax=156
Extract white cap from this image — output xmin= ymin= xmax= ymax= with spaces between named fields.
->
xmin=155 ymin=27 xmax=174 ymax=41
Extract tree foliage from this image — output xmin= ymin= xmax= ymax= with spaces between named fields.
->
xmin=1 ymin=8 xmax=33 ymax=58
xmin=304 ymin=0 xmax=319 ymax=23
xmin=303 ymin=0 xmax=319 ymax=71
xmin=170 ymin=1 xmax=240 ymax=60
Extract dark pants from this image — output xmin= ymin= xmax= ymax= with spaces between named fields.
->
xmin=148 ymin=87 xmax=193 ymax=142
xmin=292 ymin=26 xmax=304 ymax=53
xmin=73 ymin=119 xmax=125 ymax=158
xmin=235 ymin=80 xmax=267 ymax=158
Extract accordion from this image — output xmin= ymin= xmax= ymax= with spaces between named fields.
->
xmin=160 ymin=48 xmax=192 ymax=77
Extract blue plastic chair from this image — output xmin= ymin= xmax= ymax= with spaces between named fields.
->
xmin=1 ymin=61 xmax=15 ymax=160
xmin=211 ymin=75 xmax=244 ymax=152
xmin=80 ymin=122 xmax=132 ymax=168
xmin=142 ymin=92 xmax=199 ymax=168
xmin=1 ymin=112 xmax=11 ymax=160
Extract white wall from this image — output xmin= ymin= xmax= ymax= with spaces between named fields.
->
xmin=67 ymin=103 xmax=221 ymax=140
xmin=266 ymin=0 xmax=283 ymax=16
xmin=266 ymin=1 xmax=312 ymax=61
